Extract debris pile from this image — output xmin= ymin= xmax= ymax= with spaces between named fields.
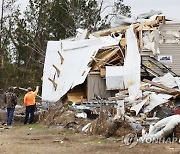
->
xmin=37 ymin=72 xmax=180 ymax=144
xmin=41 ymin=14 xmax=168 ymax=103
xmin=39 ymin=12 xmax=180 ymax=144
xmin=1 ymin=11 xmax=180 ymax=146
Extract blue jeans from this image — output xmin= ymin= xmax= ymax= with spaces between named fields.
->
xmin=7 ymin=108 xmax=15 ymax=126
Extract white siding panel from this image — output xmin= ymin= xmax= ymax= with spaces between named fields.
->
xmin=159 ymin=23 xmax=180 ymax=75
xmin=159 ymin=43 xmax=180 ymax=75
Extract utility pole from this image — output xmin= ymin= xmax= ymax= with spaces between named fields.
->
xmin=0 ymin=0 xmax=4 ymax=88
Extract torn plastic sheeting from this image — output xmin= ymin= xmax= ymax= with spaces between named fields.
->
xmin=123 ymin=25 xmax=142 ymax=100
xmin=42 ymin=37 xmax=119 ymax=102
xmin=105 ymin=66 xmax=126 ymax=90
xmin=143 ymin=93 xmax=172 ymax=113
xmin=141 ymin=115 xmax=180 ymax=141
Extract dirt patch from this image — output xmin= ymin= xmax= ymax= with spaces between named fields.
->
xmin=0 ymin=124 xmax=179 ymax=154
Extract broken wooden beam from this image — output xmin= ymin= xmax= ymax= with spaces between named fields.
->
xmin=143 ymin=79 xmax=177 ymax=93
xmin=93 ymin=16 xmax=164 ymax=37
xmin=140 ymin=86 xmax=172 ymax=94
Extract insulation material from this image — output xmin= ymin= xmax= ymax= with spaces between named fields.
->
xmin=105 ymin=66 xmax=125 ymax=90
xmin=141 ymin=115 xmax=180 ymax=141
xmin=123 ymin=25 xmax=142 ymax=100
xmin=42 ymin=37 xmax=119 ymax=102
xmin=142 ymin=30 xmax=160 ymax=55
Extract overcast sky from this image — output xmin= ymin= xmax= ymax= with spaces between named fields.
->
xmin=124 ymin=0 xmax=180 ymax=19
xmin=0 ymin=0 xmax=180 ymax=19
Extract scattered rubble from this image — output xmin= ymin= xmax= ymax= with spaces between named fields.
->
xmin=38 ymin=12 xmax=180 ymax=145
xmin=36 ymin=71 xmax=180 ymax=145
xmin=1 ymin=12 xmax=180 ymax=147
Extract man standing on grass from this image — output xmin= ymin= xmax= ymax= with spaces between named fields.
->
xmin=24 ymin=86 xmax=39 ymax=124
xmin=4 ymin=87 xmax=17 ymax=127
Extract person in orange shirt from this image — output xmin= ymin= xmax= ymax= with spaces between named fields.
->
xmin=24 ymin=86 xmax=39 ymax=124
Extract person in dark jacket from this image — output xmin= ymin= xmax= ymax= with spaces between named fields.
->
xmin=4 ymin=87 xmax=17 ymax=126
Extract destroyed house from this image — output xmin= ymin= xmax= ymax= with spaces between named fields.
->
xmin=140 ymin=19 xmax=180 ymax=77
xmin=42 ymin=15 xmax=180 ymax=104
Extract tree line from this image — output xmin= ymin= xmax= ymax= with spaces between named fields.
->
xmin=0 ymin=0 xmax=131 ymax=93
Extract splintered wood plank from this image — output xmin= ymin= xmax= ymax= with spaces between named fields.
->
xmin=93 ymin=16 xmax=165 ymax=37
xmin=100 ymin=67 xmax=106 ymax=78
xmin=143 ymin=79 xmax=177 ymax=93
xmin=106 ymin=53 xmax=121 ymax=65
xmin=92 ymin=48 xmax=119 ymax=70
xmin=140 ymin=86 xmax=171 ymax=94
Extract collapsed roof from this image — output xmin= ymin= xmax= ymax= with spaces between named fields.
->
xmin=42 ymin=13 xmax=180 ymax=103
